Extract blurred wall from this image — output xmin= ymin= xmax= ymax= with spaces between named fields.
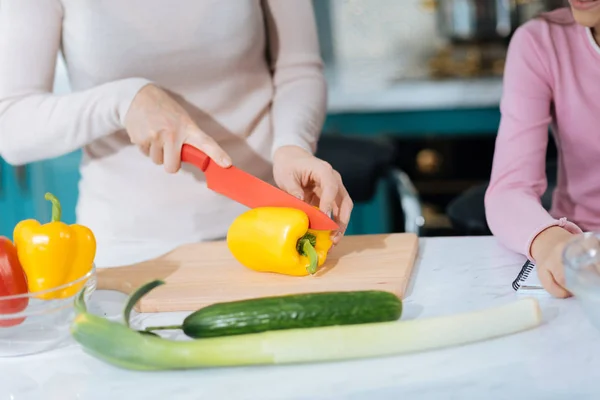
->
xmin=313 ymin=0 xmax=442 ymax=80
xmin=329 ymin=0 xmax=441 ymax=62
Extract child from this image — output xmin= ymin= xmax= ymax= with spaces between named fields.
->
xmin=485 ymin=2 xmax=600 ymax=298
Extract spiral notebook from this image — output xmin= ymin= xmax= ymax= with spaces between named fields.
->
xmin=512 ymin=260 xmax=549 ymax=295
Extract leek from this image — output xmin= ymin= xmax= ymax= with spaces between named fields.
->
xmin=70 ymin=287 xmax=542 ymax=371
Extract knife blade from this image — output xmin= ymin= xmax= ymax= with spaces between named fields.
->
xmin=181 ymin=144 xmax=339 ymax=231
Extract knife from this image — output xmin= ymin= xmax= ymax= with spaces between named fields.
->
xmin=181 ymin=144 xmax=339 ymax=231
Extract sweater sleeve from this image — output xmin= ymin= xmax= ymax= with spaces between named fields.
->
xmin=484 ymin=22 xmax=582 ymax=260
xmin=0 ymin=0 xmax=151 ymax=165
xmin=262 ymin=0 xmax=327 ymax=157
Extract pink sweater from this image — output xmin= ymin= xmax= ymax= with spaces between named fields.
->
xmin=485 ymin=8 xmax=600 ymax=260
xmin=0 ymin=0 xmax=326 ymax=266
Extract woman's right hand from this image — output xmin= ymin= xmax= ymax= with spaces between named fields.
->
xmin=530 ymin=226 xmax=574 ymax=298
xmin=125 ymin=84 xmax=232 ymax=173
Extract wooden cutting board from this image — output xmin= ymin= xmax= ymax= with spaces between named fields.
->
xmin=96 ymin=233 xmax=419 ymax=313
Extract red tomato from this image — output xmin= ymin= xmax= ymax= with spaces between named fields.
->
xmin=0 ymin=236 xmax=29 ymax=327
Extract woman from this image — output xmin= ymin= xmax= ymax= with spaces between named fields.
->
xmin=485 ymin=1 xmax=600 ymax=297
xmin=0 ymin=0 xmax=353 ymax=266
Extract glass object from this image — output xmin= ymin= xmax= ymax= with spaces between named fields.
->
xmin=0 ymin=266 xmax=96 ymax=357
xmin=563 ymin=233 xmax=600 ymax=332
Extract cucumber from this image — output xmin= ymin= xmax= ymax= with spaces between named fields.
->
xmin=177 ymin=290 xmax=402 ymax=338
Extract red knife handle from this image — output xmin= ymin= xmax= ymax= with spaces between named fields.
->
xmin=181 ymin=144 xmax=210 ymax=172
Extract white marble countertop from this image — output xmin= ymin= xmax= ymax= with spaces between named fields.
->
xmin=325 ymin=59 xmax=504 ymax=113
xmin=2 ymin=236 xmax=599 ymax=400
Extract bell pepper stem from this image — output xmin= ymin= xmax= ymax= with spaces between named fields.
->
xmin=298 ymin=233 xmax=318 ymax=275
xmin=44 ymin=192 xmax=62 ymax=222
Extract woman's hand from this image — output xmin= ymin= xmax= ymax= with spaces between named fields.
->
xmin=272 ymin=145 xmax=353 ymax=244
xmin=530 ymin=226 xmax=574 ymax=298
xmin=125 ymin=84 xmax=232 ymax=173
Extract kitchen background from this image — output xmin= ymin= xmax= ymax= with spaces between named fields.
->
xmin=0 ymin=0 xmax=566 ymax=238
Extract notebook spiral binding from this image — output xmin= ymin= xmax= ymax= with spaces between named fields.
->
xmin=512 ymin=260 xmax=534 ymax=291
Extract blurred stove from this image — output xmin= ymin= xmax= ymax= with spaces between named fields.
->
xmin=428 ymin=42 xmax=507 ymax=79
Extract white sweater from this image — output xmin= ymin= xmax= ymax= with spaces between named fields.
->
xmin=0 ymin=0 xmax=327 ymax=266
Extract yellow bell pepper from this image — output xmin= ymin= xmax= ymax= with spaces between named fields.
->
xmin=13 ymin=193 xmax=96 ymax=300
xmin=226 ymin=207 xmax=333 ymax=276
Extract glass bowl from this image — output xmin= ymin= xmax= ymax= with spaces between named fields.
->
xmin=563 ymin=233 xmax=600 ymax=332
xmin=0 ymin=266 xmax=96 ymax=357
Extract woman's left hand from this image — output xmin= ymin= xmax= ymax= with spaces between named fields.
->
xmin=273 ymin=146 xmax=353 ymax=244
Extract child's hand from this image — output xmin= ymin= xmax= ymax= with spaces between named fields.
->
xmin=531 ymin=226 xmax=574 ymax=298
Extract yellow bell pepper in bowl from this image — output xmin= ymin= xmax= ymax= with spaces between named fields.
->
xmin=0 ymin=192 xmax=97 ymax=357
xmin=226 ymin=207 xmax=333 ymax=276
xmin=13 ymin=192 xmax=96 ymax=300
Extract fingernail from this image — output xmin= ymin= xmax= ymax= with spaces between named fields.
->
xmin=221 ymin=157 xmax=232 ymax=167
xmin=293 ymin=192 xmax=304 ymax=201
